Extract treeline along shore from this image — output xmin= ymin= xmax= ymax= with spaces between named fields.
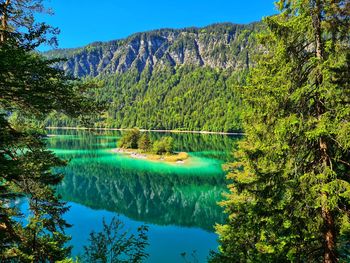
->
xmin=46 ymin=126 xmax=244 ymax=136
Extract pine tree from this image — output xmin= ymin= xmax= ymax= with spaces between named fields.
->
xmin=152 ymin=136 xmax=174 ymax=155
xmin=138 ymin=133 xmax=151 ymax=152
xmin=83 ymin=217 xmax=149 ymax=263
xmin=119 ymin=129 xmax=141 ymax=149
xmin=0 ymin=0 xmax=97 ymax=261
xmin=212 ymin=1 xmax=350 ymax=262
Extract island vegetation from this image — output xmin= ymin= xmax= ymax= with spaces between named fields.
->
xmin=116 ymin=129 xmax=189 ymax=163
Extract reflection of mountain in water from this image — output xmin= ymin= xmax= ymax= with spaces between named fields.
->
xmin=57 ymin=161 xmax=226 ymax=231
xmin=48 ymin=129 xmax=240 ymax=231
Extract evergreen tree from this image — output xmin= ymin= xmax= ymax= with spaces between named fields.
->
xmin=119 ymin=129 xmax=141 ymax=149
xmin=152 ymin=136 xmax=174 ymax=155
xmin=138 ymin=133 xmax=151 ymax=152
xmin=0 ymin=0 xmax=97 ymax=261
xmin=45 ymin=66 xmax=246 ymax=133
xmin=212 ymin=1 xmax=350 ymax=262
xmin=83 ymin=217 xmax=149 ymax=263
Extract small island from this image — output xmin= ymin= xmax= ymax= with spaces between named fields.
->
xmin=112 ymin=129 xmax=189 ymax=164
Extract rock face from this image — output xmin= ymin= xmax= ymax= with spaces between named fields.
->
xmin=44 ymin=22 xmax=261 ymax=77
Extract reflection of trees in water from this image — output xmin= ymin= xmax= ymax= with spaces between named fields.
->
xmin=47 ymin=130 xmax=119 ymax=151
xmin=47 ymin=129 xmax=239 ymax=231
xmin=56 ymin=161 xmax=226 ymax=231
xmin=47 ymin=129 xmax=240 ymax=161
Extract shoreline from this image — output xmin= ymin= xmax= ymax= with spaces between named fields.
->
xmin=110 ymin=148 xmax=189 ymax=165
xmin=46 ymin=127 xmax=244 ymax=136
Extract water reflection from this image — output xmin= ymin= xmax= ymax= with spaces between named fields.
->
xmin=47 ymin=129 xmax=240 ymax=231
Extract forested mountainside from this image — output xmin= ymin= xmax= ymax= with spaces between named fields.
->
xmin=45 ymin=23 xmax=262 ymax=132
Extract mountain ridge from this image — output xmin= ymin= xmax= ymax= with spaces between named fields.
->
xmin=45 ymin=22 xmax=263 ymax=132
xmin=44 ymin=22 xmax=261 ymax=77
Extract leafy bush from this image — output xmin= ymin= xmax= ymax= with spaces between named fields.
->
xmin=119 ymin=129 xmax=141 ymax=149
xmin=152 ymin=136 xmax=174 ymax=155
xmin=138 ymin=133 xmax=152 ymax=152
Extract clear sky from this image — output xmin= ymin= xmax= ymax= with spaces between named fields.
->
xmin=39 ymin=0 xmax=277 ymax=50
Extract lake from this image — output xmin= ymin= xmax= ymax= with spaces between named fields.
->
xmin=46 ymin=129 xmax=240 ymax=263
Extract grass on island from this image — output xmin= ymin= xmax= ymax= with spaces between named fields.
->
xmin=115 ymin=148 xmax=189 ymax=163
xmin=115 ymin=129 xmax=190 ymax=163
xmin=141 ymin=151 xmax=189 ymax=162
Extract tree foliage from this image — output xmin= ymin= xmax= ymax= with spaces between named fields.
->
xmin=119 ymin=129 xmax=141 ymax=149
xmin=119 ymin=129 xmax=174 ymax=155
xmin=83 ymin=217 xmax=149 ymax=263
xmin=0 ymin=0 xmax=97 ymax=261
xmin=152 ymin=136 xmax=174 ymax=155
xmin=46 ymin=66 xmax=247 ymax=133
xmin=138 ymin=133 xmax=151 ymax=152
xmin=212 ymin=0 xmax=350 ymax=262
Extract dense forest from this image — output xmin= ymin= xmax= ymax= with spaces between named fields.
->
xmin=44 ymin=23 xmax=260 ymax=132
xmin=46 ymin=66 xmax=247 ymax=132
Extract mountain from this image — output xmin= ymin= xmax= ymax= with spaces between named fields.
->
xmin=45 ymin=23 xmax=260 ymax=77
xmin=45 ymin=22 xmax=262 ymax=132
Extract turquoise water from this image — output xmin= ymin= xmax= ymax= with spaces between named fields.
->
xmin=46 ymin=129 xmax=240 ymax=262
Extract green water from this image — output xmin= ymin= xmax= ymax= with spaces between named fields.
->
xmin=47 ymin=129 xmax=240 ymax=262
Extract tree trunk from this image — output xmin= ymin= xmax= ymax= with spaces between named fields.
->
xmin=312 ymin=1 xmax=337 ymax=262
xmin=322 ymin=205 xmax=336 ymax=263
xmin=0 ymin=0 xmax=11 ymax=43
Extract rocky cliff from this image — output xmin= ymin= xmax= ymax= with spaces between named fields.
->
xmin=44 ymin=22 xmax=263 ymax=132
xmin=45 ymin=22 xmax=261 ymax=77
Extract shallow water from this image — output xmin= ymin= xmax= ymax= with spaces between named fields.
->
xmin=46 ymin=129 xmax=240 ymax=262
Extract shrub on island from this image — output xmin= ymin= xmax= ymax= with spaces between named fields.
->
xmin=119 ymin=129 xmax=174 ymax=155
xmin=119 ymin=128 xmax=141 ymax=149
xmin=138 ymin=133 xmax=152 ymax=152
xmin=117 ymin=130 xmax=188 ymax=162
xmin=152 ymin=136 xmax=174 ymax=155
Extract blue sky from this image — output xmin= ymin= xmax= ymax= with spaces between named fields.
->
xmin=39 ymin=0 xmax=277 ymax=50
